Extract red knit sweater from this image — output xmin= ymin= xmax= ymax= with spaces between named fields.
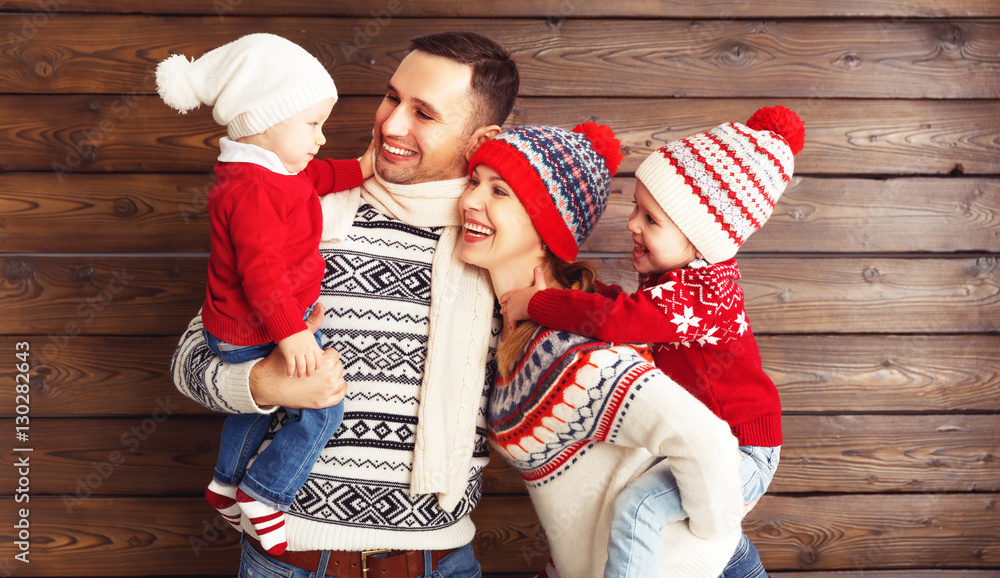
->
xmin=202 ymin=158 xmax=362 ymax=346
xmin=526 ymin=259 xmax=782 ymax=446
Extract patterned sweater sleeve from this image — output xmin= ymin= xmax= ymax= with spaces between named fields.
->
xmin=591 ymin=348 xmax=743 ymax=540
xmin=528 ymin=266 xmax=739 ymax=345
xmin=170 ymin=311 xmax=277 ymax=416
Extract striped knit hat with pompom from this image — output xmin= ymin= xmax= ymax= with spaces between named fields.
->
xmin=636 ymin=105 xmax=805 ymax=264
xmin=155 ymin=33 xmax=337 ymax=140
xmin=469 ymin=122 xmax=624 ymax=262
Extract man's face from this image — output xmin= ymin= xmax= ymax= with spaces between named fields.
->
xmin=373 ymin=51 xmax=477 ymax=185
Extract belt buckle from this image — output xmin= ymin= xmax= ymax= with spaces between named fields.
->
xmin=360 ymin=549 xmax=392 ymax=578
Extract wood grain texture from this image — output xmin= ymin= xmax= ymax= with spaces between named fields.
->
xmin=591 ymin=256 xmax=1000 ymax=333
xmin=743 ymin=494 xmax=1000 ymax=570
xmin=4 ymin=256 xmax=998 ymax=335
xmin=0 ymin=336 xmax=211 ymax=416
xmin=7 ymin=414 xmax=995 ymax=495
xmin=2 ymin=0 xmax=998 ymax=17
xmin=3 ymin=175 xmax=996 ymax=254
xmin=583 ymin=177 xmax=1000 ymax=254
xmin=1 ymin=97 xmax=999 ymax=175
xmin=757 ymin=335 xmax=1000 ymax=413
xmin=1 ymin=494 xmax=996 ymax=575
xmin=0 ymin=173 xmax=214 ymax=253
xmin=0 ymin=256 xmax=205 ymax=336
xmin=1 ymin=334 xmax=994 ymax=417
xmin=3 ymin=16 xmax=998 ymax=98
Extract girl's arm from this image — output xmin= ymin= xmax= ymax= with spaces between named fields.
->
xmin=528 ymin=268 xmax=740 ymax=345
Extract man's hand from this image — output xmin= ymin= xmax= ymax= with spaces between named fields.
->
xmin=499 ymin=267 xmax=546 ymax=333
xmin=276 ymin=330 xmax=323 ymax=378
xmin=250 ymin=304 xmax=347 ymax=409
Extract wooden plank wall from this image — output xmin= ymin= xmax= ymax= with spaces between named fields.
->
xmin=1 ymin=1 xmax=998 ymax=576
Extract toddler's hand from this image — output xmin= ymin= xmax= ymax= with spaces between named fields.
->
xmin=499 ymin=267 xmax=547 ymax=332
xmin=360 ymin=139 xmax=376 ymax=180
xmin=276 ymin=330 xmax=323 ymax=378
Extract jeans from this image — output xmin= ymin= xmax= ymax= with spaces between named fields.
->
xmin=206 ymin=307 xmax=344 ymax=510
xmin=237 ymin=535 xmax=482 ymax=578
xmin=604 ymin=446 xmax=780 ymax=578
xmin=719 ymin=533 xmax=768 ymax=577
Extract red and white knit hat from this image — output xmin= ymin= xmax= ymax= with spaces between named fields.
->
xmin=635 ymin=106 xmax=805 ymax=263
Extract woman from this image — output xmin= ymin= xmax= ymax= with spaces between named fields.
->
xmin=458 ymin=123 xmax=767 ymax=577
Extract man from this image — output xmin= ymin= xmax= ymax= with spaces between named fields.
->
xmin=172 ymin=32 xmax=519 ymax=577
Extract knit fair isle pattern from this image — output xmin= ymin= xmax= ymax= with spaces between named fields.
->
xmin=492 ymin=126 xmax=610 ymax=248
xmin=178 ymin=203 xmax=495 ymax=532
xmin=663 ymin=122 xmax=792 ymax=247
xmin=488 ymin=330 xmax=656 ymax=487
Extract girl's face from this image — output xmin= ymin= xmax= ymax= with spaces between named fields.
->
xmin=246 ymin=98 xmax=334 ymax=173
xmin=459 ymin=164 xmax=545 ymax=279
xmin=628 ymin=179 xmax=698 ymax=275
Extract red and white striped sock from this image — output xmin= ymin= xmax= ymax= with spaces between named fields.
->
xmin=236 ymin=489 xmax=287 ymax=555
xmin=205 ymin=480 xmax=242 ymax=532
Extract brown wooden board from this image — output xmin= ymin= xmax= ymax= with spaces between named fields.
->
xmin=3 ymin=16 xmax=998 ymax=98
xmin=0 ymin=494 xmax=997 ymax=575
xmin=4 ymin=414 xmax=996 ymax=495
xmin=4 ymin=256 xmax=999 ymax=335
xmin=1 ymin=334 xmax=996 ymax=417
xmin=3 ymin=174 xmax=998 ymax=255
xmin=2 ymin=97 xmax=999 ymax=175
xmin=2 ymin=0 xmax=998 ymax=17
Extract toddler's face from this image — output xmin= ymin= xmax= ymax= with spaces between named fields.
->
xmin=628 ymin=180 xmax=698 ymax=275
xmin=254 ymin=97 xmax=335 ymax=173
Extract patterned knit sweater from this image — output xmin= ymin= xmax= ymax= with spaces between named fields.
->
xmin=527 ymin=259 xmax=781 ymax=447
xmin=489 ymin=329 xmax=744 ymax=578
xmin=172 ymin=201 xmax=499 ymax=551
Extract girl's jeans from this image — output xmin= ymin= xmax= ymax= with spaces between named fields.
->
xmin=603 ymin=445 xmax=780 ymax=578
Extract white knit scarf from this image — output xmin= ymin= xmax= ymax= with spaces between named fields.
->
xmin=320 ymin=164 xmax=496 ymax=513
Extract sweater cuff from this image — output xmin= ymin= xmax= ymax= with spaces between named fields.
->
xmin=224 ymin=357 xmax=278 ymax=414
xmin=264 ymin=304 xmax=309 ymax=343
xmin=526 ymin=290 xmax=562 ymax=328
xmin=324 ymin=158 xmax=364 ymax=194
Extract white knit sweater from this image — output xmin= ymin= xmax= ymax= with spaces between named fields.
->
xmin=489 ymin=329 xmax=744 ymax=577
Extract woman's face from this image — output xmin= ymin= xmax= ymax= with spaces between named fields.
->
xmin=459 ymin=164 xmax=545 ymax=278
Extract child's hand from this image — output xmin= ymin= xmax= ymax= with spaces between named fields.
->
xmin=359 ymin=139 xmax=376 ymax=180
xmin=499 ymin=267 xmax=547 ymax=332
xmin=276 ymin=330 xmax=323 ymax=378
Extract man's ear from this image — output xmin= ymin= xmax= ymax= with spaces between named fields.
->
xmin=465 ymin=125 xmax=501 ymax=161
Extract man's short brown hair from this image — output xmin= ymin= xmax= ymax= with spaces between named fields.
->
xmin=409 ymin=32 xmax=519 ymax=132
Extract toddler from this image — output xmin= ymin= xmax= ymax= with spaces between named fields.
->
xmin=157 ymin=33 xmax=372 ymax=555
xmin=502 ymin=106 xmax=804 ymax=577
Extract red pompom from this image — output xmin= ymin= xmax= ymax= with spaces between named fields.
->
xmin=746 ymin=105 xmax=805 ymax=155
xmin=573 ymin=122 xmax=624 ymax=176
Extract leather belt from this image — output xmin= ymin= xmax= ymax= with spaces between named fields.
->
xmin=248 ymin=537 xmax=456 ymax=578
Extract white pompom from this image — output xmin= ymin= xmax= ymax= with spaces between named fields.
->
xmin=156 ymin=54 xmax=202 ymax=113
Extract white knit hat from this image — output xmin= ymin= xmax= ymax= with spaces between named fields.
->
xmin=156 ymin=33 xmax=337 ymax=140
xmin=635 ymin=106 xmax=805 ymax=263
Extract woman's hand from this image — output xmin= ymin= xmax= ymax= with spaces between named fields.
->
xmin=249 ymin=303 xmax=348 ymax=409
